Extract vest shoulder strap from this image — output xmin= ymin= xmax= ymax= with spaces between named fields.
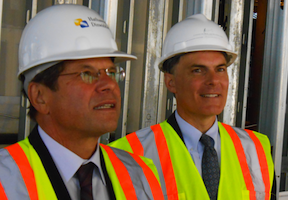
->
xmin=100 ymin=144 xmax=164 ymax=200
xmin=0 ymin=181 xmax=8 ymax=200
xmin=220 ymin=123 xmax=274 ymax=200
xmin=0 ymin=142 xmax=39 ymax=200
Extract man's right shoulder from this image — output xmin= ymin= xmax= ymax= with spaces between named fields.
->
xmin=0 ymin=146 xmax=10 ymax=158
xmin=0 ymin=145 xmax=19 ymax=176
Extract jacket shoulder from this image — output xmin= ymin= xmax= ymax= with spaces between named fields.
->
xmin=100 ymin=144 xmax=158 ymax=178
xmin=109 ymin=126 xmax=155 ymax=151
xmin=0 ymin=144 xmax=31 ymax=198
xmin=220 ymin=123 xmax=269 ymax=141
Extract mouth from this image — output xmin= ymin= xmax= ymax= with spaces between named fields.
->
xmin=93 ymin=103 xmax=115 ymax=110
xmin=200 ymin=94 xmax=220 ymax=98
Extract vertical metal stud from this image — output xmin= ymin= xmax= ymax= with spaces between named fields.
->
xmin=121 ymin=0 xmax=135 ymax=136
xmin=106 ymin=0 xmax=118 ymax=38
xmin=202 ymin=0 xmax=213 ymax=19
xmin=222 ymin=0 xmax=244 ymax=126
xmin=0 ymin=0 xmax=3 ymax=54
xmin=235 ymin=0 xmax=254 ymax=128
xmin=31 ymin=0 xmax=37 ymax=18
xmin=21 ymin=0 xmax=38 ymax=139
xmin=141 ymin=0 xmax=165 ymax=128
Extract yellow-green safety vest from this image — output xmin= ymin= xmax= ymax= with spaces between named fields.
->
xmin=109 ymin=121 xmax=274 ymax=200
xmin=0 ymin=137 xmax=164 ymax=200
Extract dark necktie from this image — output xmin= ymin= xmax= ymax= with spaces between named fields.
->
xmin=200 ymin=134 xmax=220 ymax=200
xmin=77 ymin=162 xmax=95 ymax=200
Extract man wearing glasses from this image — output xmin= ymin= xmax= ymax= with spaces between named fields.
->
xmin=0 ymin=4 xmax=163 ymax=200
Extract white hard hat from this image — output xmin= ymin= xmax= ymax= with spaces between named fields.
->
xmin=158 ymin=14 xmax=237 ymax=71
xmin=18 ymin=4 xmax=136 ymax=84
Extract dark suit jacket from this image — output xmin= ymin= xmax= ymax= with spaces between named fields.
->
xmin=166 ymin=112 xmax=277 ymax=199
xmin=28 ymin=125 xmax=116 ymax=200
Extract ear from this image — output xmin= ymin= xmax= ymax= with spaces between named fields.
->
xmin=164 ymin=73 xmax=176 ymax=94
xmin=27 ymin=82 xmax=50 ymax=115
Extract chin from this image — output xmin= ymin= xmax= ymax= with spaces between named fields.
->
xmin=202 ymin=111 xmax=223 ymax=117
xmin=205 ymin=106 xmax=225 ymax=114
xmin=102 ymin=123 xmax=118 ymax=133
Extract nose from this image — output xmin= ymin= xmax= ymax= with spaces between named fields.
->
xmin=95 ymin=72 xmax=118 ymax=93
xmin=205 ymin=71 xmax=220 ymax=86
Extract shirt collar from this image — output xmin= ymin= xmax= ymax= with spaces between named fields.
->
xmin=38 ymin=126 xmax=106 ymax=185
xmin=175 ymin=110 xmax=219 ymax=150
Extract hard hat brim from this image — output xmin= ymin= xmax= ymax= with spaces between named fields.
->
xmin=158 ymin=45 xmax=238 ymax=71
xmin=18 ymin=48 xmax=137 ymax=76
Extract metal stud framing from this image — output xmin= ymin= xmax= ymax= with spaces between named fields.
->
xmin=259 ymin=0 xmax=288 ymax=197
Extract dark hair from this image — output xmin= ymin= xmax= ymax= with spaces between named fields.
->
xmin=162 ymin=52 xmax=230 ymax=74
xmin=221 ymin=52 xmax=230 ymax=64
xmin=162 ymin=53 xmax=186 ymax=74
xmin=20 ymin=62 xmax=65 ymax=120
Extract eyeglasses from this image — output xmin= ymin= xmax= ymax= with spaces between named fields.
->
xmin=59 ymin=66 xmax=125 ymax=84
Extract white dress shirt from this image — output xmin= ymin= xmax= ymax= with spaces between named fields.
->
xmin=175 ymin=110 xmax=221 ymax=176
xmin=38 ymin=126 xmax=110 ymax=200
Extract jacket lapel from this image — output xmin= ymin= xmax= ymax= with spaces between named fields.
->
xmin=100 ymin=149 xmax=116 ymax=200
xmin=167 ymin=112 xmax=186 ymax=145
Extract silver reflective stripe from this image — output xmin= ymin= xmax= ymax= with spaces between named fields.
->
xmin=231 ymin=126 xmax=265 ymax=196
xmin=135 ymin=126 xmax=168 ymax=199
xmin=109 ymin=147 xmax=153 ymax=199
xmin=0 ymin=148 xmax=31 ymax=200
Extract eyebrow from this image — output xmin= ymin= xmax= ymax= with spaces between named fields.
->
xmin=191 ymin=64 xmax=206 ymax=68
xmin=191 ymin=63 xmax=227 ymax=68
xmin=79 ymin=65 xmax=95 ymax=70
xmin=79 ymin=64 xmax=117 ymax=71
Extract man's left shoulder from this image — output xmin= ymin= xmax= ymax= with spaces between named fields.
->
xmin=100 ymin=143 xmax=157 ymax=174
xmin=234 ymin=126 xmax=270 ymax=143
xmin=218 ymin=123 xmax=271 ymax=146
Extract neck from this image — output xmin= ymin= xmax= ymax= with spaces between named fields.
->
xmin=177 ymin=112 xmax=216 ymax=134
xmin=37 ymin=117 xmax=99 ymax=159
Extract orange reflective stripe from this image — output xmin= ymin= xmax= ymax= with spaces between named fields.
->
xmin=5 ymin=143 xmax=39 ymax=200
xmin=100 ymin=144 xmax=137 ymax=200
xmin=126 ymin=132 xmax=144 ymax=156
xmin=245 ymin=129 xmax=270 ymax=200
xmin=151 ymin=124 xmax=179 ymax=200
xmin=221 ymin=124 xmax=256 ymax=200
xmin=0 ymin=182 xmax=8 ymax=200
xmin=128 ymin=152 xmax=164 ymax=200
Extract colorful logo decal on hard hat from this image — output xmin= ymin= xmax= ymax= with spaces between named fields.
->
xmin=74 ymin=19 xmax=89 ymax=28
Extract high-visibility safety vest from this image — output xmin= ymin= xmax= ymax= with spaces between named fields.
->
xmin=110 ymin=121 xmax=274 ymax=200
xmin=0 ymin=137 xmax=164 ymax=200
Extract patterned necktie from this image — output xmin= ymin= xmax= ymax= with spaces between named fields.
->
xmin=77 ymin=162 xmax=95 ymax=200
xmin=200 ymin=134 xmax=220 ymax=200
